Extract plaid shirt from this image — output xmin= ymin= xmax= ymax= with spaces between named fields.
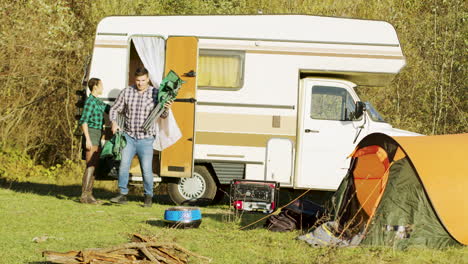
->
xmin=110 ymin=85 xmax=162 ymax=139
xmin=79 ymin=95 xmax=110 ymax=129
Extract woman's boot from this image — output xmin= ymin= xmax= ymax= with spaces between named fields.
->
xmin=80 ymin=167 xmax=98 ymax=204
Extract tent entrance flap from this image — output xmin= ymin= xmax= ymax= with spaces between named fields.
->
xmin=160 ymin=36 xmax=198 ymax=178
xmin=352 ymin=145 xmax=391 ymax=218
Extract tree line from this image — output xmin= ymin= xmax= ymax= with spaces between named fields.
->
xmin=0 ymin=0 xmax=465 ymax=165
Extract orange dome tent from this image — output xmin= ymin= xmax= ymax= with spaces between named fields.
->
xmin=330 ymin=133 xmax=467 ymax=249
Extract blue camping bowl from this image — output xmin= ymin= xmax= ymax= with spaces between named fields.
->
xmin=164 ymin=207 xmax=202 ymax=228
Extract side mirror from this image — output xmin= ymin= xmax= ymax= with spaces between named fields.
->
xmin=353 ymin=101 xmax=366 ymax=120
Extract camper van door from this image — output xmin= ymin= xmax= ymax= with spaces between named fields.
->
xmin=160 ymin=36 xmax=198 ymax=178
xmin=295 ymin=79 xmax=363 ymax=190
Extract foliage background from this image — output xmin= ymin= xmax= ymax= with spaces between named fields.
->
xmin=0 ymin=0 xmax=466 ymax=169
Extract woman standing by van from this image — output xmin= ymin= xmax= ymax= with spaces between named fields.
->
xmin=78 ymin=78 xmax=110 ymax=204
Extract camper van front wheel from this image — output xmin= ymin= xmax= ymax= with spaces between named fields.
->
xmin=168 ymin=165 xmax=217 ymax=205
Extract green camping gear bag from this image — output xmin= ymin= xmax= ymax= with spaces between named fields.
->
xmin=142 ymin=70 xmax=184 ymax=132
xmin=100 ymin=131 xmax=126 ymax=161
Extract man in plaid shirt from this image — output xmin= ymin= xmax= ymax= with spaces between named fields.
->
xmin=109 ymin=67 xmax=172 ymax=207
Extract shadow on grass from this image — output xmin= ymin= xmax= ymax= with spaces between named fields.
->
xmin=145 ymin=219 xmax=167 ymax=227
xmin=238 ymin=212 xmax=270 ymax=229
xmin=202 ymin=211 xmax=269 ymax=230
xmin=146 ymin=219 xmax=204 ymax=230
xmin=202 ymin=212 xmax=226 ymax=222
xmin=152 ymin=194 xmax=174 ymax=205
xmin=0 ymin=177 xmax=152 ymax=204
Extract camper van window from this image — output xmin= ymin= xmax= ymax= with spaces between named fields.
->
xmin=365 ymin=102 xmax=386 ymax=123
xmin=311 ymin=86 xmax=357 ymax=121
xmin=197 ymin=50 xmax=245 ymax=89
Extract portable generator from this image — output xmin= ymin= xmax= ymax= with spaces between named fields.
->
xmin=230 ymin=179 xmax=280 ymax=213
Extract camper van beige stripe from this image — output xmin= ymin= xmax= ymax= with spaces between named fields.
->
xmin=247 ymin=50 xmax=403 ymax=60
xmin=197 ymin=101 xmax=295 ymax=109
xmin=196 ymin=112 xmax=297 ymax=135
xmin=200 ymin=44 xmax=403 ymax=59
xmin=206 ymin=154 xmax=245 ymax=158
xmin=196 ymin=132 xmax=296 ymax=147
xmin=94 ymin=39 xmax=128 ymax=49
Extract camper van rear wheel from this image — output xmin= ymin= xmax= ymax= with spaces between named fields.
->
xmin=168 ymin=165 xmax=217 ymax=205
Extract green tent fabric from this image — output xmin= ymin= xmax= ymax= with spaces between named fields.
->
xmin=362 ymin=157 xmax=458 ymax=249
xmin=100 ymin=131 xmax=126 ymax=161
xmin=325 ymin=133 xmax=464 ymax=249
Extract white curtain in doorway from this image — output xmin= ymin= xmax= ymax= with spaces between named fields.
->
xmin=132 ymin=36 xmax=182 ymax=150
xmin=132 ymin=36 xmax=165 ymax=88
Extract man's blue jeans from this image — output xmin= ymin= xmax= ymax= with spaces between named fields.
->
xmin=118 ymin=133 xmax=154 ymax=197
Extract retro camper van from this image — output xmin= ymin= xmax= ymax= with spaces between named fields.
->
xmin=85 ymin=15 xmax=419 ymax=205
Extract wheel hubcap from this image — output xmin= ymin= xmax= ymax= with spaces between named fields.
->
xmin=178 ymin=172 xmax=206 ymax=200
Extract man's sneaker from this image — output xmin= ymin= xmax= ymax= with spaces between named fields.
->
xmin=110 ymin=194 xmax=127 ymax=204
xmin=143 ymin=195 xmax=152 ymax=207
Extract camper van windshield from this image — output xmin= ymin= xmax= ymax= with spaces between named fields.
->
xmin=365 ymin=102 xmax=386 ymax=123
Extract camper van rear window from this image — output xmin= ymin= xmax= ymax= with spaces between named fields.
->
xmin=197 ymin=50 xmax=245 ymax=89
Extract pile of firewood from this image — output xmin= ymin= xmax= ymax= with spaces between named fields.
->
xmin=43 ymin=234 xmax=211 ymax=264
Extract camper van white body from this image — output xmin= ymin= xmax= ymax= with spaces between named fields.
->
xmin=88 ymin=15 xmax=418 ymax=202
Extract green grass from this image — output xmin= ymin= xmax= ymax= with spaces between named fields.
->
xmin=0 ymin=180 xmax=466 ymax=264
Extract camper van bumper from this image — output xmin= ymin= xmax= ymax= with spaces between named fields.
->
xmin=129 ymin=175 xmax=162 ymax=183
